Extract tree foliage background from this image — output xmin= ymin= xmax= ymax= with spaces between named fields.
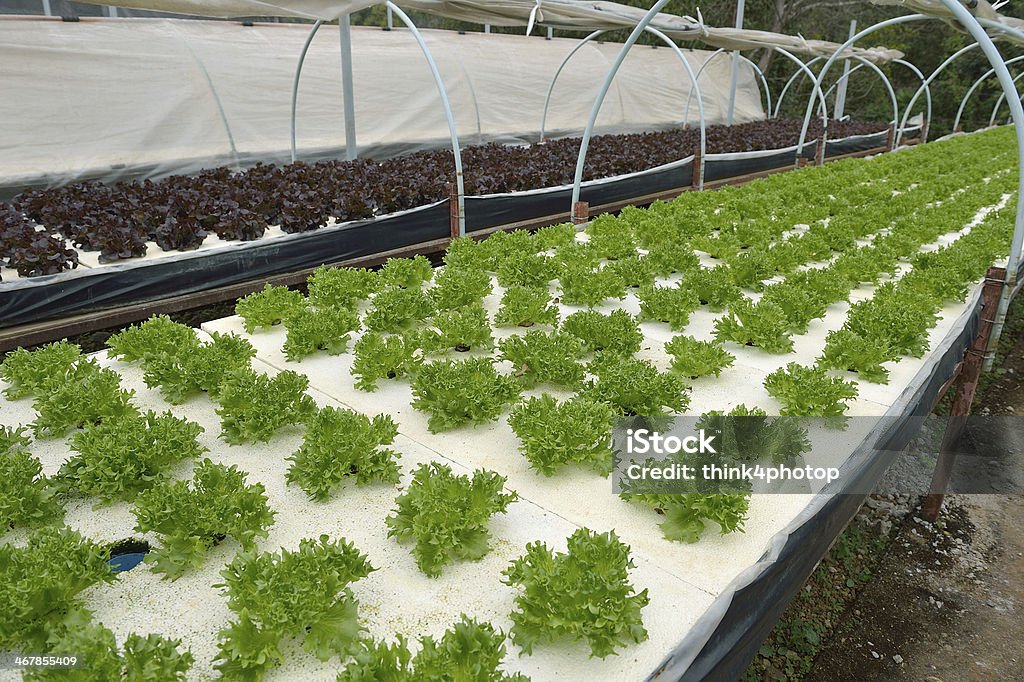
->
xmin=349 ymin=0 xmax=1024 ymax=138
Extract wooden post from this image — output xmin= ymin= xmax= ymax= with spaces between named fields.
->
xmin=886 ymin=121 xmax=897 ymax=151
xmin=572 ymin=201 xmax=589 ymax=225
xmin=691 ymin=145 xmax=703 ymax=189
xmin=815 ymin=117 xmax=826 ymax=166
xmin=920 ymin=117 xmax=930 ymax=144
xmin=920 ymin=266 xmax=1006 ymax=521
xmin=449 ymin=181 xmax=460 ymax=240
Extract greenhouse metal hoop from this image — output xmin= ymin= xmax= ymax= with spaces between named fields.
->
xmin=896 ymin=41 xmax=980 ymax=146
xmin=539 ymin=25 xmax=707 ymax=190
xmin=775 ymin=55 xmax=825 ymax=117
xmin=288 ymin=7 xmax=467 ymax=236
xmin=773 ymin=53 xmax=922 ymax=141
xmin=680 ymin=47 xmax=772 ymax=125
xmin=796 ymin=4 xmax=1024 ymax=360
xmin=988 ymin=67 xmax=1024 ymax=127
xmin=810 ymin=57 xmax=926 ymax=138
xmin=951 ymin=54 xmax=1024 ymax=132
xmin=570 ymin=0 xmax=701 ymax=207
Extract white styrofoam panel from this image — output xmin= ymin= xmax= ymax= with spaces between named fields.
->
xmin=0 ymin=346 xmax=715 ymax=681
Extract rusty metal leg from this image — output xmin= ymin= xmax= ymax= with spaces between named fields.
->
xmin=921 ymin=266 xmax=1007 ymax=521
xmin=572 ymin=201 xmax=589 ymax=226
xmin=449 ymin=182 xmax=460 ymax=240
xmin=691 ymin=145 xmax=703 ymax=189
xmin=815 ymin=118 xmax=827 ymax=166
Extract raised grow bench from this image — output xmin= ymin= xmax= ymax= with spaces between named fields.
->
xmin=0 ymin=125 xmax=1010 ymax=681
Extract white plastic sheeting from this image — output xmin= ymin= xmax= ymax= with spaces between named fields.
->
xmin=0 ymin=17 xmax=763 ymax=187
xmin=72 ymin=0 xmax=904 ymax=62
xmin=871 ymin=0 xmax=1024 ymax=44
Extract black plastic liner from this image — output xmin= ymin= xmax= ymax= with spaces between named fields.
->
xmin=704 ymin=144 xmax=812 ymax=183
xmin=826 ymin=129 xmax=893 ymax=157
xmin=465 ymin=157 xmax=694 ymax=233
xmin=0 ymin=132 xmax=904 ymax=330
xmin=664 ymin=286 xmax=984 ymax=681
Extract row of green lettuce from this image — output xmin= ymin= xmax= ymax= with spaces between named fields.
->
xmin=0 ymin=126 xmax=1018 ymax=679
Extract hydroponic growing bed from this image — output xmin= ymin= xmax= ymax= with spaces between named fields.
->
xmin=0 ymin=126 xmax=1012 ymax=681
xmin=0 ymin=119 xmax=907 ymax=330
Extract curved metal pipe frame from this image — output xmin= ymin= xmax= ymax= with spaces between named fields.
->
xmin=769 ymin=47 xmax=832 ymax=142
xmin=795 ymin=14 xmax=926 ymax=166
xmin=384 ymin=2 xmax=466 ymax=236
xmin=682 ymin=48 xmax=772 ymax=123
xmin=892 ymin=58 xmax=932 ymax=144
xmin=288 ymin=8 xmax=466 ymax=236
xmin=898 ymin=42 xmax=980 ymax=145
xmin=644 ymin=26 xmax=707 ymax=188
xmin=570 ymin=0 xmax=674 ymax=209
xmin=540 ymin=26 xmax=710 ymax=151
xmin=800 ymin=6 xmax=1024 ymax=364
xmin=291 ymin=20 xmax=324 ymax=163
xmin=958 ymin=12 xmax=1024 ymax=364
xmin=819 ymin=55 xmax=900 ymax=130
xmin=178 ymin=30 xmax=239 ymax=167
xmin=775 ymin=56 xmax=824 ymax=118
xmin=988 ymin=67 xmax=1024 ymax=127
xmin=539 ymin=29 xmax=604 ymax=143
xmin=951 ymin=55 xmax=1024 ymax=132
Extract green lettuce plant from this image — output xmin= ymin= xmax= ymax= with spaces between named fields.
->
xmin=637 ymin=284 xmax=701 ymax=330
xmin=533 ymin=222 xmax=576 ymax=250
xmin=1 ymin=427 xmax=63 ymax=531
xmin=583 ymin=354 xmax=689 ymax=416
xmin=214 ymin=535 xmax=374 ymax=680
xmin=494 ymin=285 xmax=559 ymax=328
xmin=307 ymin=265 xmax=378 ymax=308
xmin=621 ymin=492 xmax=750 ymax=543
xmin=498 ymin=330 xmax=585 ymax=388
xmin=420 ymin=303 xmax=494 ymax=353
xmin=508 ymin=395 xmax=615 ymax=476
xmin=663 ymin=335 xmax=735 ymax=378
xmin=350 ymin=332 xmax=421 ymax=391
xmin=25 ymin=624 xmax=193 ymax=682
xmin=106 ymin=316 xmax=199 ymax=363
xmin=363 ymin=287 xmax=435 ymax=332
xmin=679 ymin=267 xmax=741 ymax=311
xmin=410 ymin=358 xmax=521 ymax=432
xmin=0 ymin=526 xmax=115 ymax=651
xmin=140 ymin=331 xmax=255 ymax=404
xmin=502 ymin=528 xmax=649 ymax=658
xmin=386 ymin=462 xmax=517 ymax=577
xmin=286 ymin=407 xmax=401 ymax=501
xmin=818 ymin=328 xmax=898 ymax=384
xmin=713 ymin=299 xmax=794 ymax=354
xmin=496 ymin=250 xmax=554 ymax=288
xmin=558 ymin=263 xmax=626 ymax=307
xmin=60 ymin=410 xmax=207 ymax=504
xmin=428 ymin=266 xmax=493 ymax=311
xmin=215 ymin=369 xmax=317 ymax=444
xmin=133 ymin=458 xmax=276 ymax=579
xmin=338 ymin=616 xmax=526 ymax=682
xmin=282 ymin=306 xmax=361 ymax=361
xmin=696 ymin=404 xmax=810 ymax=464
xmin=763 ymin=362 xmax=858 ymax=419
xmin=235 ymin=284 xmax=308 ymax=333
xmin=561 ymin=310 xmax=642 ymax=356
xmin=31 ymin=360 xmax=138 ymax=439
xmin=378 ymin=255 xmax=434 ymax=289
xmin=0 ymin=340 xmax=82 ymax=400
